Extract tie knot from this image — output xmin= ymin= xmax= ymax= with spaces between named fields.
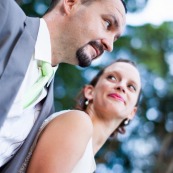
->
xmin=23 ymin=61 xmax=54 ymax=109
xmin=41 ymin=62 xmax=53 ymax=77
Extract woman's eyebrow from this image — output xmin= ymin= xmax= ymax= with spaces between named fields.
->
xmin=129 ymin=79 xmax=140 ymax=90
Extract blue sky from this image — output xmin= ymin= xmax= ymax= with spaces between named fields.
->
xmin=126 ymin=0 xmax=173 ymax=26
xmin=90 ymin=0 xmax=173 ymax=67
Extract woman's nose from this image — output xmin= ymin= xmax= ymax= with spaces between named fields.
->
xmin=115 ymin=82 xmax=126 ymax=93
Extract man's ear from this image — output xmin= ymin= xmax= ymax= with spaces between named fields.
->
xmin=129 ymin=107 xmax=137 ymax=120
xmin=83 ymin=85 xmax=94 ymax=101
xmin=63 ymin=0 xmax=78 ymax=15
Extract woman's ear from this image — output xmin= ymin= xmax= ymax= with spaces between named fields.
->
xmin=83 ymin=85 xmax=94 ymax=101
xmin=63 ymin=0 xmax=78 ymax=15
xmin=128 ymin=106 xmax=137 ymax=120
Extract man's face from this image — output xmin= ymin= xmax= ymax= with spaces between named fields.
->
xmin=63 ymin=0 xmax=126 ymax=67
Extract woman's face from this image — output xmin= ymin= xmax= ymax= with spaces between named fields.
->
xmin=85 ymin=62 xmax=141 ymax=121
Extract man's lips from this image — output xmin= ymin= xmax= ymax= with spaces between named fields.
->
xmin=108 ymin=93 xmax=125 ymax=103
xmin=89 ymin=41 xmax=104 ymax=59
xmin=92 ymin=45 xmax=100 ymax=58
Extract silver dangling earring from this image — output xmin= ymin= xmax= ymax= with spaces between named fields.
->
xmin=85 ymin=100 xmax=89 ymax=106
xmin=123 ymin=118 xmax=130 ymax=126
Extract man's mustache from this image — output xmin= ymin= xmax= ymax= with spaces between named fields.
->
xmin=89 ymin=41 xmax=104 ymax=58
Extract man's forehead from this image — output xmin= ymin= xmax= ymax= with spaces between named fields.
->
xmin=105 ymin=0 xmax=126 ymax=29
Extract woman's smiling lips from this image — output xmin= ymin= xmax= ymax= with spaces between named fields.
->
xmin=108 ymin=93 xmax=125 ymax=103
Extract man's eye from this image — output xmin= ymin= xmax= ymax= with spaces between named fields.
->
xmin=107 ymin=75 xmax=116 ymax=81
xmin=105 ymin=20 xmax=111 ymax=28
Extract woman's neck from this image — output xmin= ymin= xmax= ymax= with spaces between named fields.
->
xmin=90 ymin=115 xmax=122 ymax=155
xmin=86 ymin=105 xmax=123 ymax=155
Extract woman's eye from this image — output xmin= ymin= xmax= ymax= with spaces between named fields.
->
xmin=129 ymin=85 xmax=136 ymax=91
xmin=107 ymin=75 xmax=116 ymax=81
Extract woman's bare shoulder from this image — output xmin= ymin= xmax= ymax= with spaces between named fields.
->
xmin=27 ymin=110 xmax=93 ymax=173
xmin=51 ymin=110 xmax=93 ymax=136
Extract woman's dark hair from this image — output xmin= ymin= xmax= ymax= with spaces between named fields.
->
xmin=75 ymin=58 xmax=141 ymax=111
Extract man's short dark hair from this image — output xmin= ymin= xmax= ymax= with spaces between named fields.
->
xmin=46 ymin=0 xmax=60 ymax=12
xmin=121 ymin=0 xmax=127 ymax=13
xmin=48 ymin=0 xmax=127 ymax=13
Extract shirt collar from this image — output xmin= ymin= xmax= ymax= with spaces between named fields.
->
xmin=35 ymin=19 xmax=58 ymax=86
xmin=35 ymin=18 xmax=52 ymax=64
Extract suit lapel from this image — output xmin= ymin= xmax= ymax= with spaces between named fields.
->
xmin=0 ymin=17 xmax=40 ymax=126
xmin=1 ymin=79 xmax=55 ymax=173
xmin=0 ymin=16 xmax=56 ymax=172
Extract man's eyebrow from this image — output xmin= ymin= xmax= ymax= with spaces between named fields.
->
xmin=110 ymin=15 xmax=121 ymax=42
xmin=114 ymin=34 xmax=120 ymax=42
xmin=110 ymin=15 xmax=119 ymax=27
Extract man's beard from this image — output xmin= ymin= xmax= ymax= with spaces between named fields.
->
xmin=76 ymin=41 xmax=104 ymax=67
xmin=76 ymin=48 xmax=91 ymax=67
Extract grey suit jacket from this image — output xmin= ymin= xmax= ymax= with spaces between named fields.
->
xmin=0 ymin=1 xmax=54 ymax=172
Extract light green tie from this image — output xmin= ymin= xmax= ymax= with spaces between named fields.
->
xmin=23 ymin=62 xmax=54 ymax=109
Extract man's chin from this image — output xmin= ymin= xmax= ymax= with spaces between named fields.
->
xmin=78 ymin=60 xmax=91 ymax=67
xmin=77 ymin=51 xmax=92 ymax=67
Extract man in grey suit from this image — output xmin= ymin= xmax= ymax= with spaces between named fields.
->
xmin=0 ymin=0 xmax=126 ymax=172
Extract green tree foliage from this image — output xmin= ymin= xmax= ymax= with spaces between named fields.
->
xmin=18 ymin=0 xmax=173 ymax=172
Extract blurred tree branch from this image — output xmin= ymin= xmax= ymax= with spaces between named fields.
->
xmin=15 ymin=0 xmax=23 ymax=5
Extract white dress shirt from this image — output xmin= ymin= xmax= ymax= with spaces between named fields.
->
xmin=0 ymin=19 xmax=58 ymax=167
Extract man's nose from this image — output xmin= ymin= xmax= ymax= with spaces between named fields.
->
xmin=101 ymin=37 xmax=114 ymax=52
